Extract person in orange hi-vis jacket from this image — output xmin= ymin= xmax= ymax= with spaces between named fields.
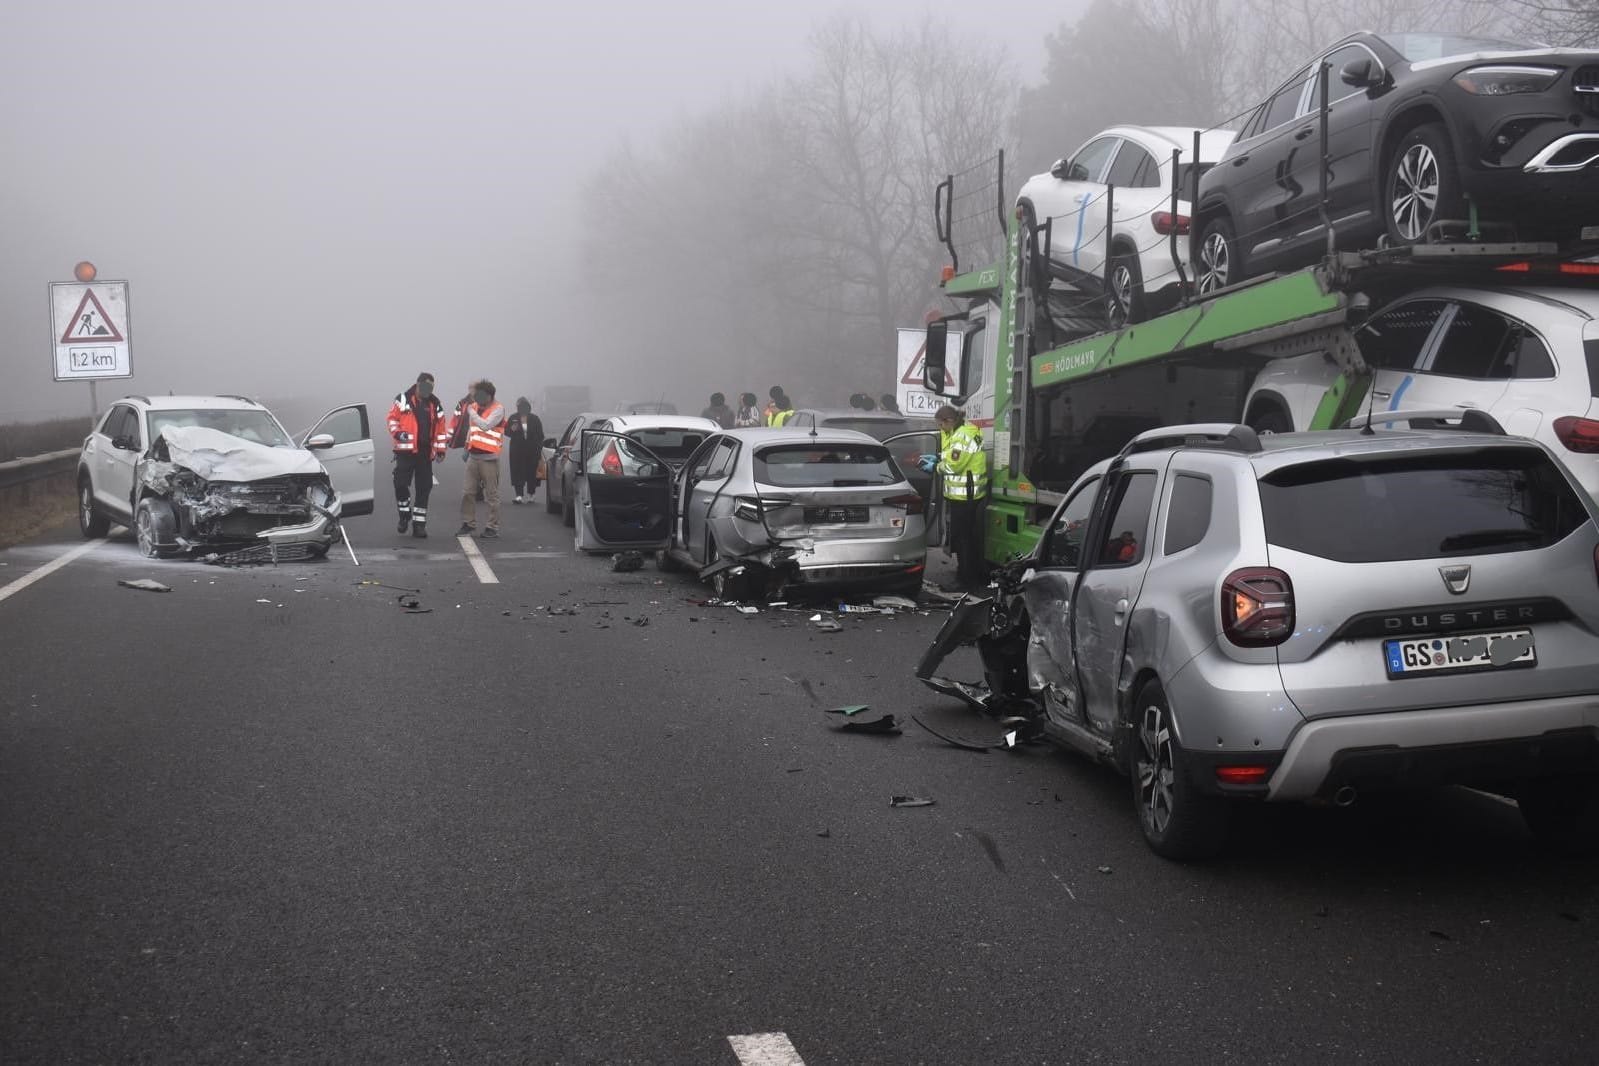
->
xmin=387 ymin=372 xmax=450 ymax=539
xmin=456 ymin=380 xmax=506 ymax=538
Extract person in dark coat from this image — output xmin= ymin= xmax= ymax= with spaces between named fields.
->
xmin=506 ymin=396 xmax=544 ymax=504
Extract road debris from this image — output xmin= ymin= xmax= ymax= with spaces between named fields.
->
xmin=610 ymin=551 xmax=645 ymax=571
xmin=816 ymin=828 xmax=831 ymax=838
xmin=117 ymin=578 xmax=171 ymax=593
xmin=397 ymin=594 xmax=432 ymax=614
xmin=1097 ymin=865 xmax=1113 ymax=874
xmin=825 ymin=704 xmax=871 ymax=716
xmin=872 ymin=595 xmax=918 ymax=610
xmin=630 ymin=616 xmax=651 ymax=627
xmin=736 ymin=605 xmax=759 ymax=615
xmin=889 ymin=795 xmax=935 ymax=808
xmin=911 ymin=715 xmax=991 ymax=753
xmin=835 ymin=714 xmax=901 ymax=735
xmin=357 ymin=579 xmax=421 ymax=593
xmin=811 ymin=615 xmax=842 ymax=632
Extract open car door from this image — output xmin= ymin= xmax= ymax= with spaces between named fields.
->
xmin=575 ymin=429 xmax=673 ymax=552
xmin=884 ymin=430 xmax=945 ymax=546
xmin=301 ymin=403 xmax=375 ymax=517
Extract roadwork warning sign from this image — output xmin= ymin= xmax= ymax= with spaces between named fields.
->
xmin=50 ymin=281 xmax=132 ymax=380
xmin=895 ymin=327 xmax=961 ymax=416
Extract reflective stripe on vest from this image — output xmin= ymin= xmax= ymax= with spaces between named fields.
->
xmin=942 ymin=424 xmax=987 ymax=500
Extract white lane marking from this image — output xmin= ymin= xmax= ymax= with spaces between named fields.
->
xmin=457 ymin=536 xmax=500 ymax=584
xmin=356 ymin=550 xmax=566 ymax=564
xmin=0 ymin=538 xmax=106 ymax=606
xmin=728 ymin=1033 xmax=807 ymax=1065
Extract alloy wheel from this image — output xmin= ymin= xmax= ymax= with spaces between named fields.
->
xmin=1107 ymin=263 xmax=1134 ymax=327
xmin=136 ymin=505 xmax=156 ymax=557
xmin=1136 ymin=702 xmax=1177 ymax=835
xmin=80 ymin=485 xmax=94 ymax=527
xmin=1198 ymin=232 xmax=1229 ymax=293
xmin=1391 ymin=143 xmax=1439 ymax=241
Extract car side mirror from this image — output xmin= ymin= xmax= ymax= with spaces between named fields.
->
xmin=112 ymin=434 xmax=139 ymax=452
xmin=1049 ymin=157 xmax=1068 ymax=179
xmin=543 ymin=437 xmax=556 ymax=447
xmin=1340 ymin=58 xmax=1374 ymax=87
xmin=305 ymin=433 xmax=336 ymax=450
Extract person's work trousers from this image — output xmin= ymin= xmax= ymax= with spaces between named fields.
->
xmin=394 ymin=452 xmax=433 ymax=524
xmin=946 ymin=496 xmax=987 ymax=588
xmin=462 ymin=453 xmax=502 ymax=530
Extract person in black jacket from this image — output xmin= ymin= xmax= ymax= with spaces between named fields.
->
xmin=506 ymin=396 xmax=544 ymax=504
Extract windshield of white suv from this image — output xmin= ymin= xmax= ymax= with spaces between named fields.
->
xmin=755 ymin=444 xmax=899 ymax=487
xmin=1380 ymin=33 xmax=1534 ymax=62
xmin=149 ymin=409 xmax=295 ymax=448
xmin=1260 ymin=447 xmax=1589 ymax=562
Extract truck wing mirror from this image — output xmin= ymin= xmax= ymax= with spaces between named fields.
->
xmin=924 ymin=320 xmax=949 ymax=396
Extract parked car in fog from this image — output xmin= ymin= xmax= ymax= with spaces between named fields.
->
xmin=555 ymin=414 xmax=719 ymax=537
xmin=1194 ymin=31 xmax=1599 ymax=293
xmin=783 ymin=409 xmax=938 ymax=441
xmin=574 ymin=427 xmax=932 ymax=598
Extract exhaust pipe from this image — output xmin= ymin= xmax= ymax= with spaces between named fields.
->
xmin=1333 ymin=785 xmax=1357 ymax=808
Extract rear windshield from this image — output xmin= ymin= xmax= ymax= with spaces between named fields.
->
xmin=1260 ymin=447 xmax=1590 ymax=562
xmin=755 ymin=444 xmax=900 ymax=488
xmin=626 ymin=428 xmax=708 ymax=462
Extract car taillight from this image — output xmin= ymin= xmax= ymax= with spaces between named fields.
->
xmin=733 ymin=496 xmax=791 ymax=522
xmin=1553 ymin=416 xmax=1599 ymax=453
xmin=1153 ymin=211 xmax=1190 ymax=235
xmin=883 ymin=492 xmax=925 ymax=515
xmin=1221 ymin=567 xmax=1294 ymax=647
xmin=600 ymin=442 xmax=623 ymax=476
xmin=1215 ymin=766 xmax=1270 ymax=785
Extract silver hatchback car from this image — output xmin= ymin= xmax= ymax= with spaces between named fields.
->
xmin=920 ymin=418 xmax=1599 ymax=859
xmin=578 ymin=426 xmax=932 ymax=600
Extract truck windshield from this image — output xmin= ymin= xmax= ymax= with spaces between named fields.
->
xmin=1260 ymin=447 xmax=1589 ymax=562
xmin=755 ymin=444 xmax=899 ymax=487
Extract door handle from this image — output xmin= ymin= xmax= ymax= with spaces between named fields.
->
xmin=1294 ymin=126 xmax=1315 ymax=141
xmin=1372 ymin=390 xmax=1391 ymax=400
xmin=356 ymin=455 xmax=373 ymax=464
xmin=1231 ymin=155 xmax=1250 ymax=167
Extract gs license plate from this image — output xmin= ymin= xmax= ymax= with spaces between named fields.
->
xmin=1384 ymin=629 xmax=1536 ymax=678
xmin=804 ymin=505 xmax=868 ymax=524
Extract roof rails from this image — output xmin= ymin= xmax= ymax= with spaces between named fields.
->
xmin=218 ymin=394 xmax=260 ymax=406
xmin=128 ymin=395 xmax=151 ymax=404
xmin=1340 ymin=408 xmax=1508 ymax=435
xmin=1120 ymin=423 xmax=1263 ymax=459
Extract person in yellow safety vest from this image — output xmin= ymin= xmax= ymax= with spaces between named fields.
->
xmin=456 ymin=379 xmax=506 ymax=539
xmin=770 ymin=396 xmax=797 ymax=427
xmin=920 ymin=404 xmax=989 ymax=590
xmin=763 ymin=385 xmax=790 ymax=426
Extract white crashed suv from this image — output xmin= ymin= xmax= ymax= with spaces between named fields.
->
xmin=77 ymin=394 xmax=374 ymax=559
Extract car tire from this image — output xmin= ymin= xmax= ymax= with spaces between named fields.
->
xmin=78 ymin=475 xmax=110 ymax=538
xmin=656 ymin=548 xmax=683 ymax=573
xmin=544 ymin=470 xmax=560 ymax=514
xmin=561 ymin=480 xmax=575 ymax=528
xmin=1130 ymin=680 xmax=1230 ymax=860
xmin=134 ymin=496 xmax=180 ymax=559
xmin=1195 ymin=214 xmax=1240 ymax=295
xmin=1247 ymin=404 xmax=1293 ymax=435
xmin=1384 ymin=123 xmax=1463 ymax=246
xmin=1106 ymin=249 xmax=1144 ymax=329
xmin=1518 ymin=774 xmax=1599 ymax=856
xmin=712 ymin=566 xmax=750 ymax=602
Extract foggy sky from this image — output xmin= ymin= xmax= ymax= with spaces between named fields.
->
xmin=0 ymin=1 xmax=1062 ymax=424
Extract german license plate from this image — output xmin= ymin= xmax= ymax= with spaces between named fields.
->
xmin=1384 ymin=629 xmax=1535 ymax=678
xmin=804 ymin=505 xmax=868 ymax=524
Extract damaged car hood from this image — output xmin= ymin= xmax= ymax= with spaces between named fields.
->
xmin=152 ymin=425 xmax=325 ymax=480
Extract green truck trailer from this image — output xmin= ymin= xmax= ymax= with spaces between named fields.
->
xmin=923 ymin=149 xmax=1599 ymax=564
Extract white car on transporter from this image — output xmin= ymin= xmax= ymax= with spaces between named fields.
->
xmin=1017 ymin=125 xmax=1236 ymax=328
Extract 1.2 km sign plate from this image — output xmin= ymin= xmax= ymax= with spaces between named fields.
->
xmin=49 ymin=281 xmax=132 ymax=380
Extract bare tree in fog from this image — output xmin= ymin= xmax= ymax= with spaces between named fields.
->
xmin=1492 ymin=0 xmax=1599 ymax=44
xmin=578 ymin=16 xmax=1015 ymax=406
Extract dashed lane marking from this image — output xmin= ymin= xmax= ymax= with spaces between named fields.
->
xmin=457 ymin=536 xmax=501 ymax=584
xmin=0 ymin=538 xmax=106 ymax=606
xmin=354 ymin=550 xmax=567 ymax=564
xmin=728 ymin=1033 xmax=807 ymax=1065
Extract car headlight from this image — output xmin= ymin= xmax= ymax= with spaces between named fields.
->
xmin=1453 ymin=65 xmax=1562 ymax=96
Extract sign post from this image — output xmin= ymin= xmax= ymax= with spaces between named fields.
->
xmin=50 ymin=261 xmax=132 ymax=423
xmin=895 ymin=327 xmax=961 ymax=416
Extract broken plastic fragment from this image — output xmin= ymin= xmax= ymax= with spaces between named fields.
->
xmin=736 ymin=605 xmax=759 ymax=615
xmin=611 ymin=551 xmax=644 ymax=572
xmin=825 ymin=705 xmax=871 ymax=716
xmin=836 ymin=714 xmax=901 ymax=735
xmin=889 ymin=795 xmax=935 ymax=808
xmin=118 ymin=578 xmax=171 ymax=593
xmin=812 ymin=617 xmax=842 ymax=632
xmin=872 ymin=595 xmax=918 ymax=610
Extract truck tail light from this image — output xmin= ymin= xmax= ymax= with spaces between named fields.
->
xmin=883 ymin=492 xmax=925 ymax=515
xmin=1553 ymin=416 xmax=1599 ymax=453
xmin=1221 ymin=567 xmax=1295 ymax=647
xmin=1153 ymin=211 xmax=1190 ymax=235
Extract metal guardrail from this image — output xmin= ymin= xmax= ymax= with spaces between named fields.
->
xmin=0 ymin=449 xmax=78 ymax=491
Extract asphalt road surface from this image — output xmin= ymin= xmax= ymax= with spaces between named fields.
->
xmin=2 ymin=455 xmax=1596 ymax=1065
